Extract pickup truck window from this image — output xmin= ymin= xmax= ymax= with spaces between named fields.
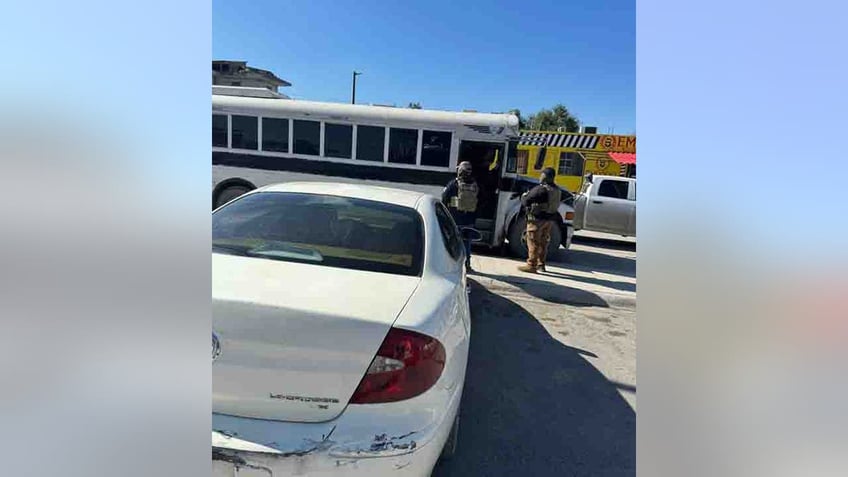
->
xmin=597 ymin=179 xmax=630 ymax=200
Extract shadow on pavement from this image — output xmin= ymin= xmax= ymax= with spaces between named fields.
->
xmin=470 ymin=243 xmax=634 ymax=279
xmin=554 ymin=247 xmax=636 ymax=278
xmin=472 ymin=270 xmax=611 ymax=308
xmin=432 ymin=280 xmax=636 ymax=477
xmin=540 ymin=270 xmax=636 ymax=293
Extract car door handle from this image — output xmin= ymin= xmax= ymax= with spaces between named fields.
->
xmin=592 ymin=200 xmax=604 ymax=204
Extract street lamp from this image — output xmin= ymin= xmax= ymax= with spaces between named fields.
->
xmin=351 ymin=71 xmax=362 ymax=104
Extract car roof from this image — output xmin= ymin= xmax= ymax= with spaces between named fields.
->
xmin=257 ymin=182 xmax=428 ymax=208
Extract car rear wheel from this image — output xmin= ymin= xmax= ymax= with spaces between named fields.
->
xmin=507 ymin=215 xmax=562 ymax=259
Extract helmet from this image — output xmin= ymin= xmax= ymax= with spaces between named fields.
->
xmin=457 ymin=161 xmax=473 ymax=179
xmin=541 ymin=167 xmax=556 ymax=184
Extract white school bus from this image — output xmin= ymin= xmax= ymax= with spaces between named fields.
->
xmin=212 ymin=88 xmax=574 ymax=256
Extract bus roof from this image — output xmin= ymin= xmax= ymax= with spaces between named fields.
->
xmin=212 ymin=94 xmax=519 ymax=131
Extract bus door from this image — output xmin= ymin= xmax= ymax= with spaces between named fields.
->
xmin=494 ymin=138 xmax=522 ymax=246
xmin=457 ymin=140 xmax=505 ymax=242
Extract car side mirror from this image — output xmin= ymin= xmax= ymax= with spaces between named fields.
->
xmin=460 ymin=227 xmax=483 ymax=243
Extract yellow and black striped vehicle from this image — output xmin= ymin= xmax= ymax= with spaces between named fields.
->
xmin=517 ymin=131 xmax=636 ymax=192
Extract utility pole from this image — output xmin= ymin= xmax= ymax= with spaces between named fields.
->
xmin=351 ymin=71 xmax=362 ymax=104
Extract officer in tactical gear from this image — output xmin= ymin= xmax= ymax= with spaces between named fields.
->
xmin=442 ymin=161 xmax=479 ymax=270
xmin=518 ymin=167 xmax=562 ymax=273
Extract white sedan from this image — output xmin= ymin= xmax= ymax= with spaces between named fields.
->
xmin=212 ymin=182 xmax=471 ymax=476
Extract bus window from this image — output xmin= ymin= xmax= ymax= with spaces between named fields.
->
xmin=262 ymin=118 xmax=289 ymax=153
xmin=516 ymin=150 xmax=528 ymax=174
xmin=356 ymin=125 xmax=385 ymax=162
xmin=388 ymin=128 xmax=418 ymax=165
xmin=293 ymin=119 xmax=320 ymax=156
xmin=420 ymin=130 xmax=451 ymax=167
xmin=213 ymin=114 xmax=228 ymax=147
xmin=231 ymin=115 xmax=258 ymax=150
xmin=506 ymin=140 xmax=518 ymax=173
xmin=325 ymin=123 xmax=353 ymax=159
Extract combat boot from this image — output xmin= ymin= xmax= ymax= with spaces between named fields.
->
xmin=517 ymin=263 xmax=537 ymax=273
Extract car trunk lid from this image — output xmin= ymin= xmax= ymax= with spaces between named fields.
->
xmin=212 ymin=254 xmax=419 ymax=422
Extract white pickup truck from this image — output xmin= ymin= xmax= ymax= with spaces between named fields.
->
xmin=573 ymin=174 xmax=636 ymax=237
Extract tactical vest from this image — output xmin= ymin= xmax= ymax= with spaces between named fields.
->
xmin=529 ymin=184 xmax=561 ymax=218
xmin=451 ymin=180 xmax=478 ymax=212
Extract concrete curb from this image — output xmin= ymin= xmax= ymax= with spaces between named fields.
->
xmin=471 ymin=276 xmax=636 ymax=310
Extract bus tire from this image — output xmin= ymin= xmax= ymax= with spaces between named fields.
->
xmin=507 ymin=215 xmax=529 ymax=259
xmin=507 ymin=215 xmax=562 ymax=260
xmin=213 ymin=179 xmax=255 ymax=209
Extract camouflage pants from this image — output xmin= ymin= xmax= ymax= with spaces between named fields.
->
xmin=525 ymin=219 xmax=554 ymax=267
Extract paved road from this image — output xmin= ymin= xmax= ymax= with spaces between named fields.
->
xmin=433 ymin=234 xmax=636 ymax=477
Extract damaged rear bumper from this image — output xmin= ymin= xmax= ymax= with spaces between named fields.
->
xmin=212 ymin=429 xmax=443 ymax=476
xmin=212 ymin=380 xmax=462 ymax=477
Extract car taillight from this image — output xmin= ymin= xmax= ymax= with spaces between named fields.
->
xmin=349 ymin=327 xmax=446 ymax=404
xmin=564 ymin=211 xmax=575 ymax=220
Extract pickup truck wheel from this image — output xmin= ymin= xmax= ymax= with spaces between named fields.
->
xmin=547 ymin=223 xmax=562 ymax=259
xmin=560 ymin=225 xmax=571 ymax=249
xmin=507 ymin=216 xmax=562 ymax=260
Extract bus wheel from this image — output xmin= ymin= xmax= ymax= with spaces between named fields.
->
xmin=213 ymin=185 xmax=251 ymax=209
xmin=507 ymin=216 xmax=529 ymax=259
xmin=507 ymin=215 xmax=563 ymax=260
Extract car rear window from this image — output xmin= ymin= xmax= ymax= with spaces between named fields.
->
xmin=212 ymin=192 xmax=424 ymax=276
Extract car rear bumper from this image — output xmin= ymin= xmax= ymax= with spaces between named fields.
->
xmin=212 ymin=434 xmax=444 ymax=476
xmin=211 ymin=376 xmax=463 ymax=476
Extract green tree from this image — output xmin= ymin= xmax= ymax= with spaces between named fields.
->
xmin=407 ymin=102 xmax=422 ymax=109
xmin=527 ymin=104 xmax=580 ymax=132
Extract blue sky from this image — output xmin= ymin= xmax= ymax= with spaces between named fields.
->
xmin=213 ymin=0 xmax=635 ymax=133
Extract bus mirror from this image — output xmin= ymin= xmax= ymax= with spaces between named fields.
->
xmin=510 ymin=192 xmax=521 ymax=200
